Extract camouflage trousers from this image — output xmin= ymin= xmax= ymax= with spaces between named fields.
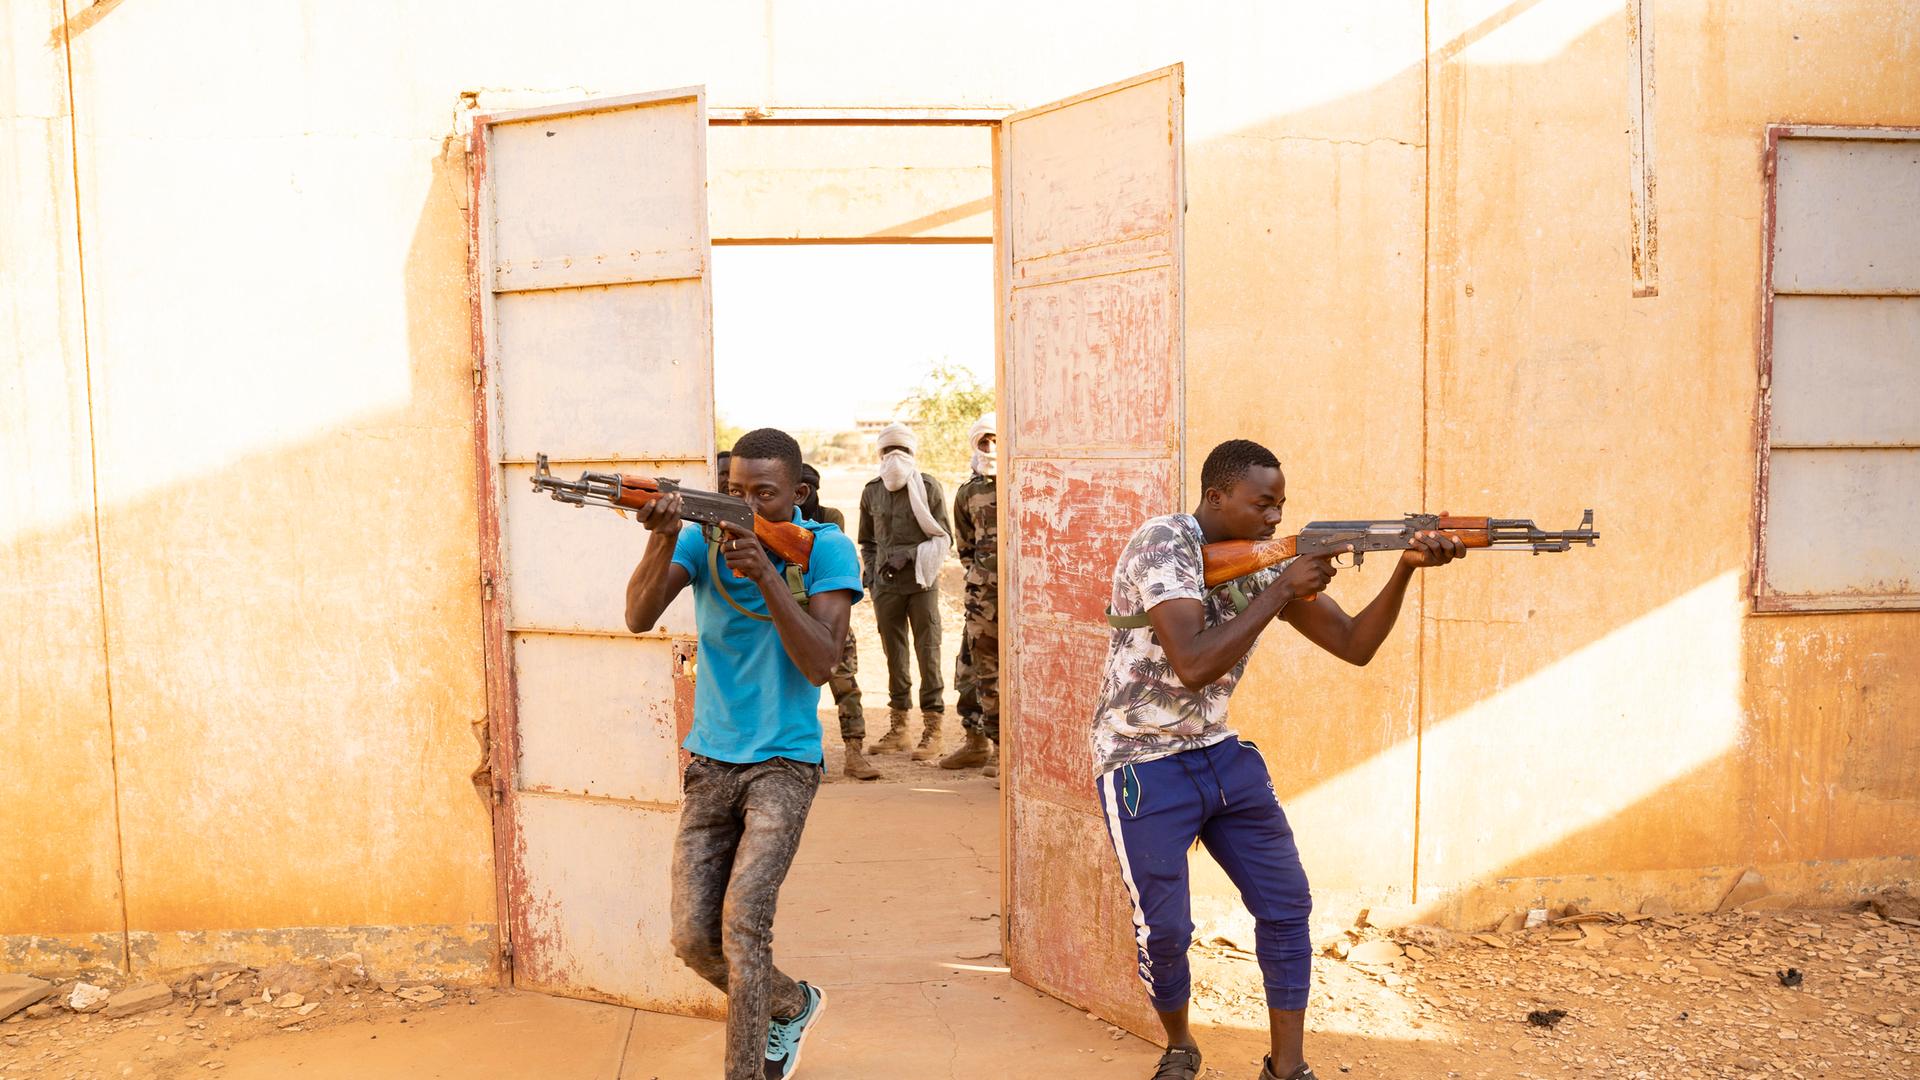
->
xmin=954 ymin=586 xmax=999 ymax=742
xmin=827 ymin=631 xmax=863 ymax=741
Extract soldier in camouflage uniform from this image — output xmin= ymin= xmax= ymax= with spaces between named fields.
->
xmin=942 ymin=415 xmax=999 ymax=776
xmin=799 ymin=463 xmax=877 ymax=781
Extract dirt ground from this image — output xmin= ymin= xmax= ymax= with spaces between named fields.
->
xmin=5 ymin=770 xmax=1915 ymax=1079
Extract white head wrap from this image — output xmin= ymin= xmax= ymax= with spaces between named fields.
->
xmin=876 ymin=422 xmax=918 ymax=456
xmin=873 ymin=423 xmax=949 ymax=588
xmin=969 ymin=413 xmax=998 ymax=478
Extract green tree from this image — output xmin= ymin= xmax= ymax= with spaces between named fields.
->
xmin=899 ymin=361 xmax=995 ymax=477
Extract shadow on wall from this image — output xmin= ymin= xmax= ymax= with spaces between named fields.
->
xmin=1013 ymin=0 xmax=1920 ymax=1040
xmin=4 ymin=131 xmax=500 ymax=979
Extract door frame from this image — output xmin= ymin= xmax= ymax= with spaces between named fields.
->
xmin=463 ymin=88 xmax=1173 ymax=990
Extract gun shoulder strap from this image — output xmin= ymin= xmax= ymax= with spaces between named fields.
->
xmin=1104 ymin=579 xmax=1252 ymax=630
xmin=707 ymin=541 xmax=809 ymax=622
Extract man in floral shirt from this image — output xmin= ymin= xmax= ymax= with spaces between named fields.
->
xmin=1092 ymin=439 xmax=1464 ymax=1080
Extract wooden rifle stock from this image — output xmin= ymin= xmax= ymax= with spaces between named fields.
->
xmin=610 ymin=475 xmax=816 ymax=569
xmin=1202 ymin=536 xmax=1299 ymax=588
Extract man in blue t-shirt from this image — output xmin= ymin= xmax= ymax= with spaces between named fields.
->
xmin=624 ymin=427 xmax=863 ymax=1080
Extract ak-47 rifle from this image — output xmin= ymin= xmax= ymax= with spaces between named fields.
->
xmin=529 ymin=454 xmax=815 ymax=570
xmin=1204 ymin=510 xmax=1598 ymax=601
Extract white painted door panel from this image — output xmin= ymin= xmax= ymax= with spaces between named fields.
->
xmin=478 ymin=87 xmax=718 ymax=1015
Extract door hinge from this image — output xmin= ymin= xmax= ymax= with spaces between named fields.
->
xmin=482 ymin=572 xmax=494 ymax=602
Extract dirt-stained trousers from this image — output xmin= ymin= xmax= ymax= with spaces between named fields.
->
xmin=670 ymin=754 xmax=821 ymax=1080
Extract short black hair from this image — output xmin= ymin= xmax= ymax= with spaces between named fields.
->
xmin=729 ymin=427 xmax=803 ymax=483
xmin=1200 ymin=438 xmax=1280 ymax=493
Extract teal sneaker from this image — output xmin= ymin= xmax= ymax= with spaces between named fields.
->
xmin=764 ymin=981 xmax=825 ymax=1078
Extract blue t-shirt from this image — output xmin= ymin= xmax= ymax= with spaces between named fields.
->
xmin=671 ymin=514 xmax=863 ymax=764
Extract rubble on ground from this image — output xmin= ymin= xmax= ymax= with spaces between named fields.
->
xmin=1181 ymin=887 xmax=1918 ymax=1078
xmin=0 ymin=953 xmax=468 ymax=1078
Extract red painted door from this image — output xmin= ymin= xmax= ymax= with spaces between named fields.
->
xmin=998 ymin=65 xmax=1186 ymax=1037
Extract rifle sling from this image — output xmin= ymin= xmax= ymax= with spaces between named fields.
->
xmin=1106 ymin=578 xmax=1252 ymax=630
xmin=707 ymin=540 xmax=809 ymax=622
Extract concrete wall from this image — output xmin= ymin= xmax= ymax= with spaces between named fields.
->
xmin=5 ymin=0 xmax=1915 ymax=984
xmin=1187 ymin=0 xmax=1920 ymax=935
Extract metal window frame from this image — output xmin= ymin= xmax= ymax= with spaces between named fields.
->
xmin=1751 ymin=123 xmax=1920 ymax=614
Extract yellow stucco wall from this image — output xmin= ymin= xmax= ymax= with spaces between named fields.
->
xmin=1 ymin=0 xmax=125 ymax=973
xmin=5 ymin=0 xmax=1914 ymax=985
xmin=1187 ymin=0 xmax=1920 ymax=932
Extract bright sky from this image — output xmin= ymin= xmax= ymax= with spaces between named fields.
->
xmin=711 ymin=245 xmax=995 ymax=432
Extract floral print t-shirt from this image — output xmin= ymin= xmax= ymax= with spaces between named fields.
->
xmin=1090 ymin=514 xmax=1283 ymax=777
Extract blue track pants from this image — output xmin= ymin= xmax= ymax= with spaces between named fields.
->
xmin=1096 ymin=736 xmax=1313 ymax=1012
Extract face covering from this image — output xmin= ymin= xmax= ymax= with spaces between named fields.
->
xmin=876 ymin=446 xmax=949 ymax=588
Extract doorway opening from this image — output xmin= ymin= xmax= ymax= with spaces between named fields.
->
xmin=470 ymin=70 xmax=1187 ymax=1059
xmin=704 ymin=118 xmax=1009 ymax=1032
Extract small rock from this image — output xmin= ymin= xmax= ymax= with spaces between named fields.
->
xmin=254 ymin=963 xmax=330 ymax=998
xmin=1875 ymin=1012 xmax=1905 ymax=1027
xmin=327 ymin=953 xmax=366 ymax=987
xmin=1717 ymin=868 xmax=1769 ymax=913
xmin=272 ymin=993 xmax=304 ymax=1010
xmin=1497 ymin=912 xmax=1528 ymax=934
xmin=1399 ymin=924 xmax=1453 ymax=950
xmin=1524 ymin=909 xmax=1548 ymax=929
xmin=102 ymin=982 xmax=172 ymax=1019
xmin=1527 ymin=1009 xmax=1568 ymax=1028
xmin=394 ymin=986 xmax=444 ymax=1004
xmin=378 ymin=982 xmax=400 ymax=995
xmin=68 ymin=982 xmax=112 ymax=1013
xmin=1347 ymin=941 xmax=1403 ymax=966
xmin=0 ymin=975 xmax=54 ymax=1021
xmin=24 ymin=1002 xmax=55 ymax=1020
xmin=1403 ymin=944 xmax=1430 ymax=962
xmin=1328 ymin=940 xmax=1350 ymax=959
xmin=1639 ymin=896 xmax=1675 ymax=918
xmin=1471 ymin=933 xmax=1510 ymax=950
xmin=296 ymin=1003 xmax=318 ymax=1016
xmin=1868 ymin=888 xmax=1920 ymax=922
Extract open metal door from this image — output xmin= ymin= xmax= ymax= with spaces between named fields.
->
xmin=998 ymin=65 xmax=1185 ymax=1037
xmin=471 ymin=88 xmax=722 ymax=1016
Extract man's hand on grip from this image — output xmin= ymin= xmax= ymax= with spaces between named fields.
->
xmin=634 ymin=492 xmax=684 ymax=535
xmin=718 ymin=521 xmax=777 ymax=588
xmin=1278 ymin=551 xmax=1340 ymax=602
